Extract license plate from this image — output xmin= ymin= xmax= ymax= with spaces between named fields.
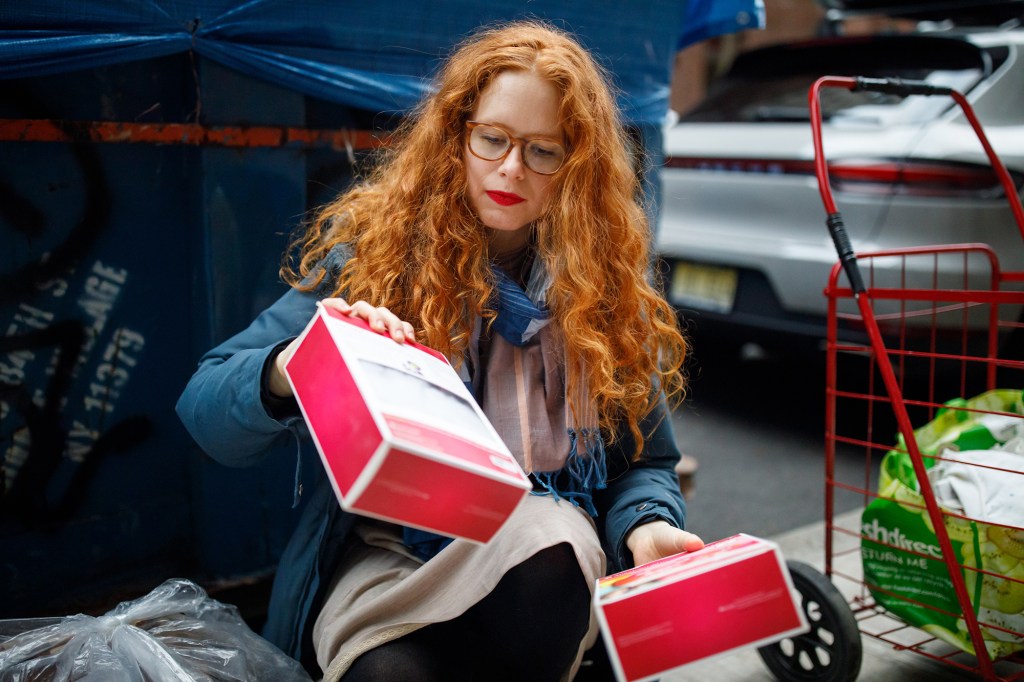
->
xmin=669 ymin=262 xmax=738 ymax=313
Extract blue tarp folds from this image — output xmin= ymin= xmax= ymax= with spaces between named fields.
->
xmin=0 ymin=0 xmax=764 ymax=124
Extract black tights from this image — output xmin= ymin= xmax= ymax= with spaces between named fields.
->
xmin=342 ymin=543 xmax=591 ymax=681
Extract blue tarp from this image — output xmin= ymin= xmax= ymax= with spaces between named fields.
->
xmin=0 ymin=0 xmax=764 ymax=125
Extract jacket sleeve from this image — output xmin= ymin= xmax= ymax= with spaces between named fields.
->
xmin=176 ymin=246 xmax=352 ymax=466
xmin=175 ymin=285 xmax=320 ymax=467
xmin=595 ymin=395 xmax=687 ymax=573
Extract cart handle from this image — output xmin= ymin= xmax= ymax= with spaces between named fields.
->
xmin=809 ymin=75 xmax=1024 ymax=294
xmin=849 ymin=75 xmax=954 ymax=97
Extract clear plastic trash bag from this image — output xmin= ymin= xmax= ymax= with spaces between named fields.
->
xmin=0 ymin=578 xmax=312 ymax=682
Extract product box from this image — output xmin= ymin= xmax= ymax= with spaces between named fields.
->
xmin=284 ymin=304 xmax=532 ymax=543
xmin=595 ymin=533 xmax=808 ymax=682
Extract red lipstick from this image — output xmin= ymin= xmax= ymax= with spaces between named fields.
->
xmin=487 ymin=190 xmax=525 ymax=206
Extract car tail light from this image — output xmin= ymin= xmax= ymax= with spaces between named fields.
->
xmin=829 ymin=159 xmax=1024 ymax=198
xmin=664 ymin=156 xmax=1024 ymax=199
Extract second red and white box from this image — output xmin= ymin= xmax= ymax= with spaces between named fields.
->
xmin=595 ymin=533 xmax=809 ymax=682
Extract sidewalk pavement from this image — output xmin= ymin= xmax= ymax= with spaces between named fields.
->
xmin=660 ymin=509 xmax=990 ymax=681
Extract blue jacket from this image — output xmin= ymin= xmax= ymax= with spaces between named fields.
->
xmin=175 ymin=251 xmax=688 ymax=667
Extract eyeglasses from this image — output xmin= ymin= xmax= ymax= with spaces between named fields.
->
xmin=465 ymin=121 xmax=567 ymax=175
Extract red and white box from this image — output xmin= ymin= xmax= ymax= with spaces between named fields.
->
xmin=284 ymin=304 xmax=532 ymax=543
xmin=595 ymin=533 xmax=808 ymax=682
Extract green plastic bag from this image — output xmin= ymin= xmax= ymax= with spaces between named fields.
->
xmin=861 ymin=389 xmax=1024 ymax=658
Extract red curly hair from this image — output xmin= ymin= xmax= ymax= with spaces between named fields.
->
xmin=284 ymin=20 xmax=687 ymax=458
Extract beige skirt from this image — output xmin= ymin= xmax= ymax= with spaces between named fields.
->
xmin=312 ymin=494 xmax=607 ymax=681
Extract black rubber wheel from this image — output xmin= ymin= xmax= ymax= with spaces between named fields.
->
xmin=757 ymin=560 xmax=862 ymax=682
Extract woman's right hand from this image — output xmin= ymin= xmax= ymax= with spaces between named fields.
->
xmin=266 ymin=298 xmax=416 ymax=398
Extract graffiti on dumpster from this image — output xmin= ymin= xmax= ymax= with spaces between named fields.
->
xmin=0 ymin=85 xmax=111 ymax=308
xmin=1 ymin=97 xmax=152 ymax=525
xmin=1 ymin=259 xmax=153 ymax=526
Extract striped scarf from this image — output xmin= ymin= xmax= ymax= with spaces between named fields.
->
xmin=477 ymin=261 xmax=608 ymax=516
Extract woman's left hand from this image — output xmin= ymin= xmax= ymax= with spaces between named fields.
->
xmin=626 ymin=520 xmax=704 ymax=567
xmin=267 ymin=298 xmax=414 ymax=399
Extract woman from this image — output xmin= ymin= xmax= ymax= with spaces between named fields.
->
xmin=177 ymin=20 xmax=702 ymax=681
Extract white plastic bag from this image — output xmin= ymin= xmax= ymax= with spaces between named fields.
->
xmin=0 ymin=579 xmax=312 ymax=682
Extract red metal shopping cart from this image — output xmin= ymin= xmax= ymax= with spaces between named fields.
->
xmin=754 ymin=77 xmax=1024 ymax=681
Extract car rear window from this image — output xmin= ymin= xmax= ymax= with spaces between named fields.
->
xmin=682 ymin=35 xmax=1009 ymax=125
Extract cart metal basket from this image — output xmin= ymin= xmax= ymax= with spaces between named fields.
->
xmin=756 ymin=76 xmax=1024 ymax=682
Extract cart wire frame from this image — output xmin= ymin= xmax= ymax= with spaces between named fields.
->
xmin=812 ymin=76 xmax=1024 ymax=680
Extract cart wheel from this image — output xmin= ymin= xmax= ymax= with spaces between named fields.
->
xmin=757 ymin=560 xmax=862 ymax=682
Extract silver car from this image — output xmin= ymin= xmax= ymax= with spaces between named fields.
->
xmin=656 ymin=20 xmax=1024 ymax=356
